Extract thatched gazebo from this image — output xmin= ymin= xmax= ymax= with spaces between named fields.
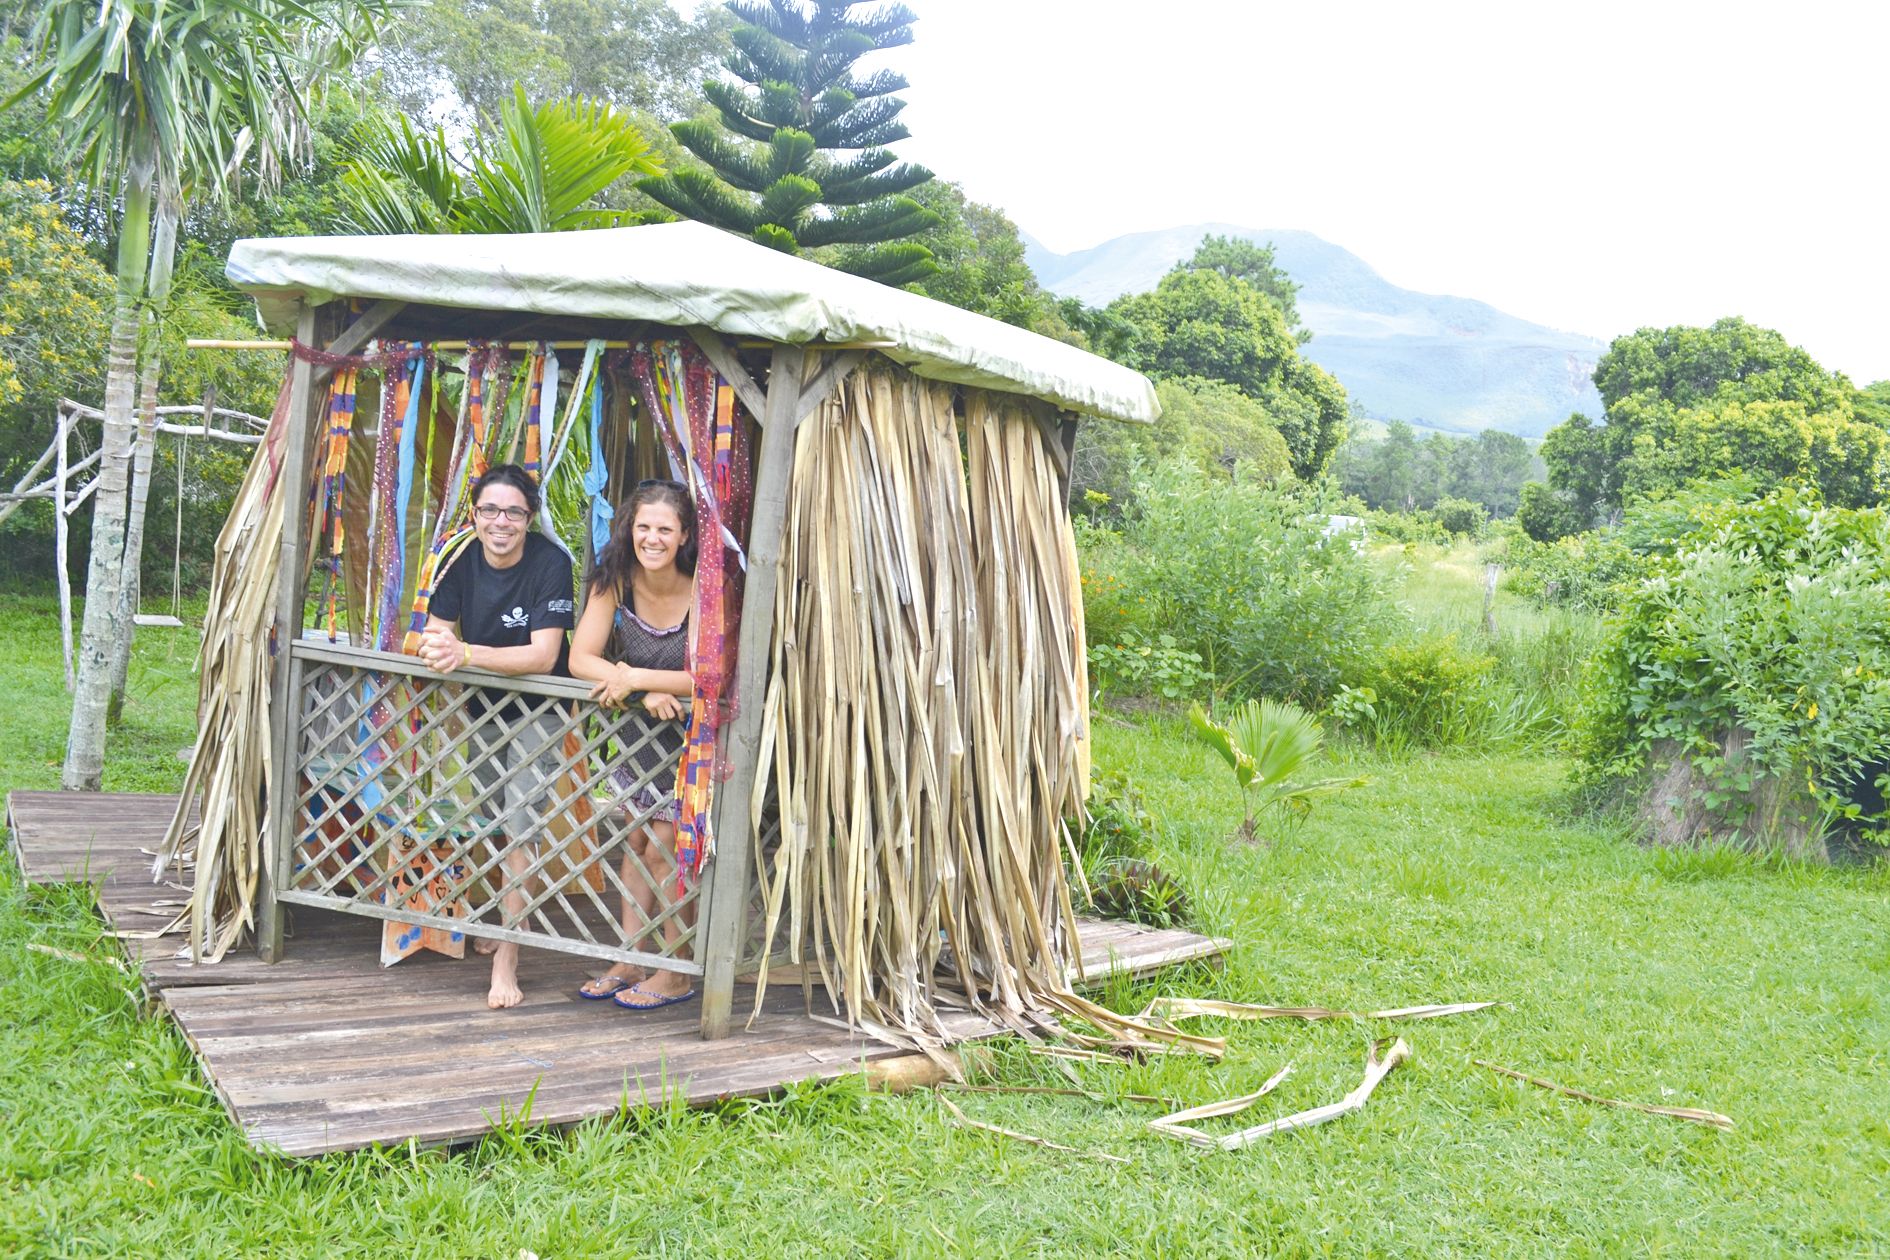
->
xmin=169 ymin=220 xmax=1159 ymax=1046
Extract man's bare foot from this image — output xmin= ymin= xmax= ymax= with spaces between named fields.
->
xmin=487 ymin=943 xmax=523 ymax=1009
xmin=578 ymin=963 xmax=646 ymax=999
xmin=473 ymin=937 xmax=499 ymax=956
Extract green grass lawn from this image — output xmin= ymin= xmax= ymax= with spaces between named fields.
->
xmin=3 ymin=590 xmax=1888 ymax=1257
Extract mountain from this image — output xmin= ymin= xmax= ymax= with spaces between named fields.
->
xmin=1025 ymin=223 xmax=1605 ymax=437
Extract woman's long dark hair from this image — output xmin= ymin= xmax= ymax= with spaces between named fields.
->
xmin=586 ymin=479 xmax=697 ymax=599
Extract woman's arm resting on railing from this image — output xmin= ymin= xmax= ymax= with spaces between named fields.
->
xmin=569 ymin=586 xmax=693 ymax=708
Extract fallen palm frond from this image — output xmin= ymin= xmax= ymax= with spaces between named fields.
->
xmin=753 ymin=365 xmax=1204 ymax=1054
xmin=1153 ymin=1039 xmax=1412 ymax=1150
xmin=1140 ymin=997 xmax=1503 ymax=1024
xmin=26 ymin=942 xmax=129 ymax=972
xmin=938 ymin=1094 xmax=1130 ymax=1164
xmin=1147 ymin=1063 xmax=1295 ymax=1148
xmin=943 ymin=1083 xmax=1181 ymax=1108
xmin=1473 ymin=1059 xmax=1734 ymax=1131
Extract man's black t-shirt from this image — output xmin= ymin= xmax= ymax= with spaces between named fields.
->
xmin=431 ymin=532 xmax=575 ymax=677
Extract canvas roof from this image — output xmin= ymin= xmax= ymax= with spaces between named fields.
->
xmin=227 ymin=221 xmax=1158 ymax=424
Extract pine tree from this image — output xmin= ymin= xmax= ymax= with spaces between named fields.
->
xmin=641 ymin=0 xmax=940 ymax=285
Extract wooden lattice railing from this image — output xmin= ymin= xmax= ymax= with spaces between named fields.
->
xmin=277 ymin=639 xmax=713 ymax=975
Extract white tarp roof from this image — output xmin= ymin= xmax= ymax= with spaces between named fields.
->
xmin=227 ymin=220 xmax=1158 ymax=424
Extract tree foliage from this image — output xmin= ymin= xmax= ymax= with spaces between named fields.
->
xmin=376 ymin=0 xmax=731 ymax=128
xmin=905 ymin=180 xmax=1070 ymax=337
xmin=640 ymin=0 xmax=939 ymax=285
xmin=1179 ymin=233 xmax=1307 ymax=340
xmin=1072 ymin=377 xmax=1292 ymax=514
xmin=0 ymin=178 xmax=110 ymax=457
xmin=1527 ymin=319 xmax=1886 ymax=540
xmin=1335 ymin=422 xmax=1538 ymax=516
xmin=1105 ymin=268 xmax=1346 ymax=479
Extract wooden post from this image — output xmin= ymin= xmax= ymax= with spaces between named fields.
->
xmin=698 ymin=344 xmax=804 ymax=1038
xmin=55 ymin=406 xmax=73 ymax=690
xmin=257 ymin=298 xmax=407 ymax=962
xmin=258 ymin=301 xmax=319 ymax=962
xmin=1482 ymin=563 xmax=1500 ymax=636
xmin=1058 ymin=415 xmax=1079 ymax=509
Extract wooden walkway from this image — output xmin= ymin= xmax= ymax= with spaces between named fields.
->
xmin=7 ymin=790 xmax=1229 ymax=1157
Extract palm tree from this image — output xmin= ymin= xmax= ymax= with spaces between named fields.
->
xmin=338 ymin=84 xmax=664 ymax=236
xmin=10 ymin=0 xmax=394 ymax=789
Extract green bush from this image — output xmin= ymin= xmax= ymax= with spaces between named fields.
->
xmin=1432 ymin=496 xmax=1487 ymax=538
xmin=1502 ymin=531 xmax=1644 ymax=612
xmin=1361 ymin=507 xmax=1446 ymax=544
xmin=1090 ymin=459 xmax=1403 ymax=702
xmin=1575 ymin=488 xmax=1890 ymax=842
xmin=1088 ymin=629 xmax=1208 ymax=703
xmin=1503 ymin=477 xmax=1762 ymax=613
xmin=1068 ymin=772 xmax=1191 ymax=927
xmin=1351 ymin=632 xmax=1497 ymax=748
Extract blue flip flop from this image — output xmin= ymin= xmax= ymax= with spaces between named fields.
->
xmin=578 ymin=973 xmax=639 ymax=1001
xmin=612 ymin=983 xmax=698 ymax=1011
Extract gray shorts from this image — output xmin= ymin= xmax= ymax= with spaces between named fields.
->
xmin=463 ymin=708 xmax=569 ymax=841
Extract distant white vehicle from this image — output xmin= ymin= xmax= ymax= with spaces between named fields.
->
xmin=1320 ymin=514 xmax=1368 ymax=552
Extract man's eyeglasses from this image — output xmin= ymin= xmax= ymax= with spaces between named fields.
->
xmin=474 ymin=505 xmax=532 ymax=522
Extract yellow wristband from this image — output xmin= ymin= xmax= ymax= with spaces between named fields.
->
xmin=462 ymin=643 xmax=472 ymax=667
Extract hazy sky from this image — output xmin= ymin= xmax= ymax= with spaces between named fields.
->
xmin=804 ymin=0 xmax=1886 ymax=383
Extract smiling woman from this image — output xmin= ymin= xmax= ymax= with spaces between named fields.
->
xmin=567 ymin=478 xmax=699 ymax=1010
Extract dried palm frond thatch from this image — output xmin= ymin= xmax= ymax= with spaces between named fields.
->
xmin=154 ymin=378 xmax=296 ymax=960
xmin=752 ymin=362 xmax=1204 ymax=1055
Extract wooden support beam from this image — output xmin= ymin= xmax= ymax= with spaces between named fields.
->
xmin=698 ymin=345 xmax=805 ymax=1039
xmin=687 ymin=327 xmax=769 ymax=422
xmin=792 ymin=350 xmax=867 ymax=428
xmin=257 ymin=297 xmax=399 ymax=963
xmin=1057 ymin=415 xmax=1079 ymax=508
xmin=258 ymin=301 xmax=319 ymax=963
xmin=312 ymin=299 xmax=406 ymax=383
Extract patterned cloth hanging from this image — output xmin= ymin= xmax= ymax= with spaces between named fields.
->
xmin=314 ymin=368 xmax=359 ymax=641
xmin=402 ymin=346 xmax=492 ymax=654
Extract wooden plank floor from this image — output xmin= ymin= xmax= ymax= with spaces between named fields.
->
xmin=7 ymin=790 xmax=1230 ymax=1157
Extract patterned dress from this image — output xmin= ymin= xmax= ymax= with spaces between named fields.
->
xmin=607 ymin=606 xmax=690 ymax=823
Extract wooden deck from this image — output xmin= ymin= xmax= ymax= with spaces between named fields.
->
xmin=7 ymin=790 xmax=1229 ymax=1157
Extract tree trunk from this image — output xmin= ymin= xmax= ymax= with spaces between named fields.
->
xmin=107 ymin=189 xmax=181 ymax=722
xmin=63 ymin=144 xmax=155 ymax=791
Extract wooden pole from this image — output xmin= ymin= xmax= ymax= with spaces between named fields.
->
xmin=1482 ymin=563 xmax=1500 ymax=636
xmin=698 ymin=344 xmax=805 ymax=1039
xmin=55 ymin=407 xmax=73 ymax=691
xmin=257 ymin=298 xmax=407 ymax=962
xmin=258 ymin=300 xmax=319 ymax=963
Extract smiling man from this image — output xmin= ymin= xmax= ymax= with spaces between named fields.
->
xmin=417 ymin=464 xmax=576 ymax=1010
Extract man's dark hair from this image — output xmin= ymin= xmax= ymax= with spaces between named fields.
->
xmin=470 ymin=463 xmax=541 ymax=516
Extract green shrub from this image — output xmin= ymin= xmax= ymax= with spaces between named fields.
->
xmin=1352 ymin=633 xmax=1498 ymax=748
xmin=1361 ymin=507 xmax=1446 ymax=544
xmin=1088 ymin=629 xmax=1208 ymax=703
xmin=1504 ymin=476 xmax=1761 ymax=613
xmin=1068 ymin=772 xmax=1191 ymax=927
xmin=1432 ymin=496 xmax=1487 ymax=538
xmin=1502 ymin=531 xmax=1644 ymax=612
xmin=1575 ymin=487 xmax=1890 ymax=843
xmin=1095 ymin=459 xmax=1402 ymax=702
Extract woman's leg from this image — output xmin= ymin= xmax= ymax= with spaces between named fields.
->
xmin=617 ymin=820 xmax=692 ymax=1001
